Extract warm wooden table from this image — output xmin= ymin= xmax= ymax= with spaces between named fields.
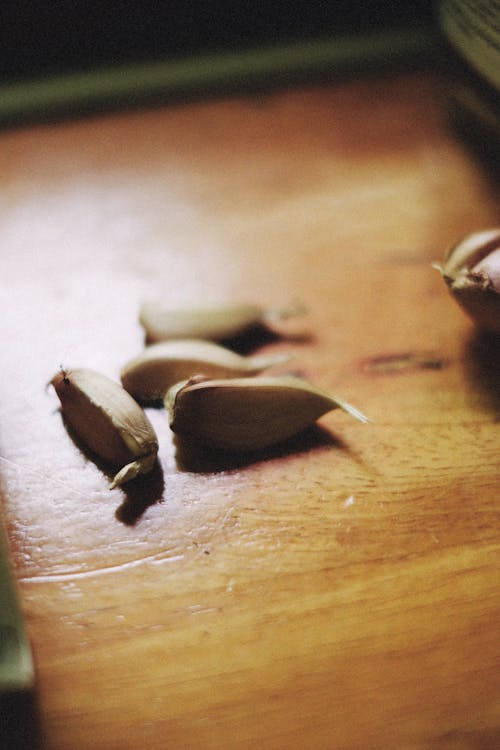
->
xmin=1 ymin=67 xmax=499 ymax=750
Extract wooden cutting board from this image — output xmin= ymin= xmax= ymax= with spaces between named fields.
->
xmin=0 ymin=68 xmax=499 ymax=750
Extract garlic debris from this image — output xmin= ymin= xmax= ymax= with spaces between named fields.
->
xmin=165 ymin=375 xmax=368 ymax=452
xmin=121 ymin=339 xmax=290 ymax=404
xmin=139 ymin=302 xmax=301 ymax=343
xmin=51 ymin=368 xmax=158 ymax=488
xmin=435 ymin=228 xmax=500 ymax=333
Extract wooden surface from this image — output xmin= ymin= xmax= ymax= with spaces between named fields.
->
xmin=0 ymin=69 xmax=499 ymax=750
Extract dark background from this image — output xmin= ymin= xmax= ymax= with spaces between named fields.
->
xmin=1 ymin=2 xmax=437 ymax=82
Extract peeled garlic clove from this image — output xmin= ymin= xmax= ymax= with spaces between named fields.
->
xmin=165 ymin=375 xmax=368 ymax=452
xmin=121 ymin=339 xmax=291 ymax=404
xmin=51 ymin=368 xmax=158 ymax=489
xmin=139 ymin=302 xmax=301 ymax=343
xmin=435 ymin=228 xmax=500 ymax=333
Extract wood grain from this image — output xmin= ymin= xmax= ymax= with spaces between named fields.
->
xmin=0 ymin=70 xmax=499 ymax=750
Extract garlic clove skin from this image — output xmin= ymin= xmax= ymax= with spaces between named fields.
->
xmin=435 ymin=229 xmax=500 ymax=333
xmin=139 ymin=302 xmax=303 ymax=343
xmin=165 ymin=375 xmax=368 ymax=452
xmin=473 ymin=247 xmax=500 ymax=291
xmin=121 ymin=339 xmax=291 ymax=404
xmin=51 ymin=368 xmax=159 ymax=489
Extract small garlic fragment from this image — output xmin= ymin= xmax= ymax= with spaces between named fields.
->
xmin=121 ymin=339 xmax=291 ymax=404
xmin=434 ymin=228 xmax=500 ymax=333
xmin=165 ymin=375 xmax=368 ymax=452
xmin=51 ymin=368 xmax=158 ymax=489
xmin=139 ymin=302 xmax=302 ymax=343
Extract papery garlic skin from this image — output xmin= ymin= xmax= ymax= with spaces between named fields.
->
xmin=51 ymin=369 xmax=158 ymax=489
xmin=165 ymin=375 xmax=368 ymax=452
xmin=121 ymin=339 xmax=290 ymax=404
xmin=436 ymin=229 xmax=500 ymax=333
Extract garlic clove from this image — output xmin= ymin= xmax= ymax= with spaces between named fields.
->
xmin=473 ymin=247 xmax=500 ymax=292
xmin=165 ymin=375 xmax=368 ymax=452
xmin=51 ymin=368 xmax=159 ymax=489
xmin=139 ymin=302 xmax=303 ymax=343
xmin=435 ymin=228 xmax=500 ymax=333
xmin=121 ymin=339 xmax=291 ymax=404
